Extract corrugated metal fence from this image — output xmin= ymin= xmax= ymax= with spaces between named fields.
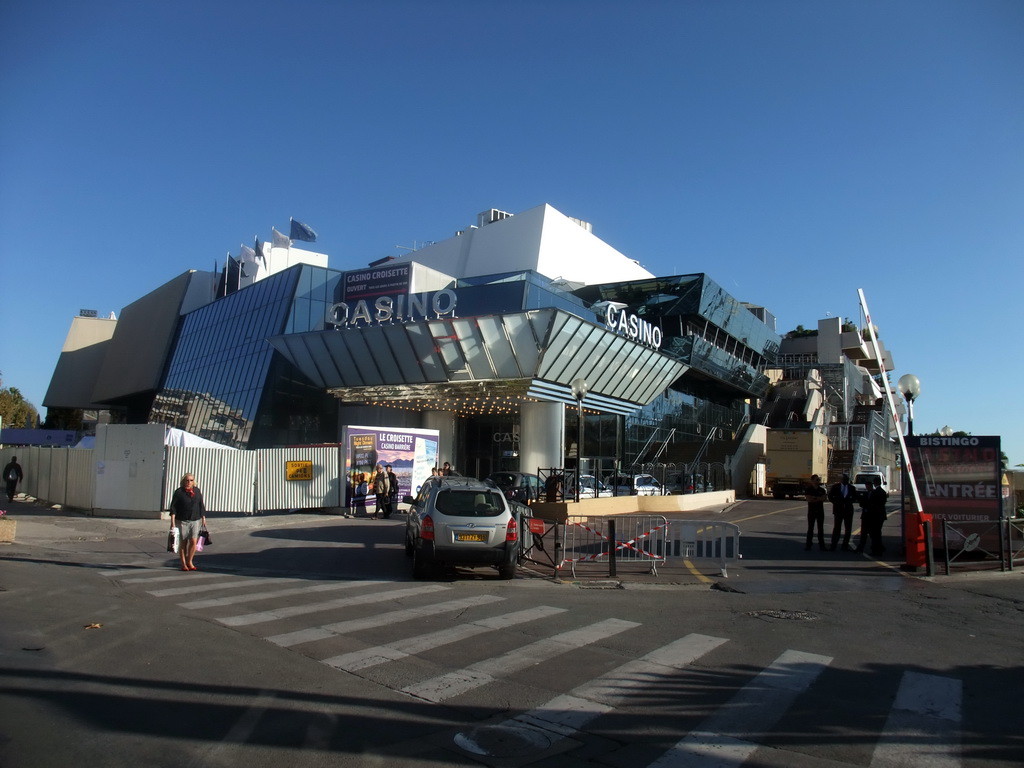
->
xmin=3 ymin=444 xmax=348 ymax=517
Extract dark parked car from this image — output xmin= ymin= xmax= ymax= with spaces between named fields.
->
xmin=485 ymin=471 xmax=540 ymax=504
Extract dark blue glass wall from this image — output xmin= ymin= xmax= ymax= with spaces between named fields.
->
xmin=151 ymin=265 xmax=342 ymax=447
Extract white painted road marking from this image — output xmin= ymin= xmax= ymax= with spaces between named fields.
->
xmin=461 ymin=633 xmax=729 ymax=750
xmin=184 ymin=579 xmax=393 ymax=609
xmin=870 ymin=671 xmax=962 ymax=768
xmin=267 ymin=593 xmax=508 ymax=647
xmin=217 ymin=584 xmax=450 ymax=626
xmin=647 ymin=649 xmax=833 ymax=768
xmin=402 ymin=617 xmax=640 ymax=703
xmin=323 ymin=605 xmax=568 ymax=671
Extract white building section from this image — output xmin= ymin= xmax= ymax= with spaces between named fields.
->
xmin=393 ymin=203 xmax=654 ymax=285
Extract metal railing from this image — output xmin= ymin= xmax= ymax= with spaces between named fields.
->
xmin=560 ymin=515 xmax=669 ymax=577
xmin=1004 ymin=518 xmax=1024 ymax=571
xmin=939 ymin=520 xmax=1007 ymax=575
xmin=557 ymin=515 xmax=741 ymax=579
xmin=664 ymin=520 xmax=742 ymax=577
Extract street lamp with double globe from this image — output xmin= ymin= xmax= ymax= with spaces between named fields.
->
xmin=896 ymin=373 xmax=921 ymax=550
xmin=897 ymin=373 xmax=921 ymax=436
xmin=571 ymin=378 xmax=590 ymax=503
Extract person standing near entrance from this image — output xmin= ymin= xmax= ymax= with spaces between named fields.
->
xmin=385 ymin=464 xmax=398 ymax=518
xmin=170 ymin=473 xmax=206 ymax=571
xmin=828 ymin=472 xmax=857 ymax=551
xmin=4 ymin=456 xmax=23 ymax=502
xmin=804 ymin=474 xmax=827 ymax=551
xmin=372 ymin=463 xmax=390 ymax=519
xmin=859 ymin=477 xmax=889 ymax=556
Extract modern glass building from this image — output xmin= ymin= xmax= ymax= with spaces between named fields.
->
xmin=44 ymin=204 xmax=782 ymax=487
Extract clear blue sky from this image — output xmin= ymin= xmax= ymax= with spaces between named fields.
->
xmin=2 ymin=0 xmax=1021 ymax=465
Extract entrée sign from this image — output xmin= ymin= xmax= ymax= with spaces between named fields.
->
xmin=326 ymin=289 xmax=458 ymax=328
xmin=605 ymin=304 xmax=662 ymax=350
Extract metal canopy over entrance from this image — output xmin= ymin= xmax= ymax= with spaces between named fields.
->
xmin=268 ymin=308 xmax=688 ymax=417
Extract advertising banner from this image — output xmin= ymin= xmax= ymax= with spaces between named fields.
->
xmin=906 ymin=435 xmax=1002 ymax=547
xmin=343 ymin=263 xmax=411 ymax=303
xmin=342 ymin=425 xmax=439 ymax=509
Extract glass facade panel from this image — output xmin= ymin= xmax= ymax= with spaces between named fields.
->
xmin=151 ymin=265 xmax=341 ymax=448
xmin=574 ymin=273 xmax=780 ymax=401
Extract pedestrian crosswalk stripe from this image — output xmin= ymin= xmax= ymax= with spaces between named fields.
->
xmin=569 ymin=633 xmax=729 ymax=704
xmin=458 ymin=633 xmax=729 ymax=753
xmin=402 ymin=617 xmax=641 ymax=703
xmin=870 ymin=671 xmax=962 ymax=768
xmin=217 ymin=584 xmax=450 ymax=627
xmin=267 ymin=594 xmax=508 ymax=648
xmin=323 ymin=605 xmax=568 ymax=672
xmin=184 ymin=579 xmax=393 ymax=610
xmin=99 ymin=567 xmax=167 ymax=578
xmin=647 ymin=649 xmax=832 ymax=768
xmin=119 ymin=571 xmax=228 ymax=584
xmin=149 ymin=577 xmax=301 ymax=597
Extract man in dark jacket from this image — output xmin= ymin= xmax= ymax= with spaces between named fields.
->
xmin=372 ymin=464 xmax=390 ymax=519
xmin=384 ymin=464 xmax=399 ymax=518
xmin=859 ymin=477 xmax=889 ymax=557
xmin=828 ymin=473 xmax=858 ymax=551
xmin=804 ymin=474 xmax=828 ymax=551
xmin=4 ymin=456 xmax=23 ymax=502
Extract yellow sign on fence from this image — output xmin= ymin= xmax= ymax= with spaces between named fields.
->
xmin=286 ymin=461 xmax=313 ymax=481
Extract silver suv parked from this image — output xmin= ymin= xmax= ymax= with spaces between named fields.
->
xmin=404 ymin=476 xmax=523 ymax=580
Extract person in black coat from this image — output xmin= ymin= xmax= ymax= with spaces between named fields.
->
xmin=859 ymin=477 xmax=889 ymax=557
xmin=804 ymin=474 xmax=828 ymax=551
xmin=4 ymin=456 xmax=23 ymax=502
xmin=385 ymin=464 xmax=399 ymax=518
xmin=828 ymin=473 xmax=858 ymax=551
xmin=170 ymin=472 xmax=207 ymax=571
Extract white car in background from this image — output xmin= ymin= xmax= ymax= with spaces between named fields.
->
xmin=604 ymin=473 xmax=662 ymax=496
xmin=577 ymin=474 xmax=612 ymax=498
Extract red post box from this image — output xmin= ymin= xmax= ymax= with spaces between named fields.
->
xmin=903 ymin=509 xmax=933 ymax=568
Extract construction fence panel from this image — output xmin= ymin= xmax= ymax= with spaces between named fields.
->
xmin=42 ymin=448 xmax=67 ymax=506
xmin=32 ymin=446 xmax=51 ymax=501
xmin=165 ymin=447 xmax=259 ymax=515
xmin=255 ymin=447 xmax=343 ymax=512
xmin=66 ymin=448 xmax=95 ymax=511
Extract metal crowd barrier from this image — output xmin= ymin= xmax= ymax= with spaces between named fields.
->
xmin=940 ymin=520 xmax=1006 ymax=575
xmin=663 ymin=520 xmax=742 ymax=578
xmin=560 ymin=515 xmax=669 ymax=577
xmin=1005 ymin=518 xmax=1024 ymax=571
xmin=557 ymin=516 xmax=742 ymax=579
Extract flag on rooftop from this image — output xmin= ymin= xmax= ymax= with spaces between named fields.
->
xmin=271 ymin=227 xmax=291 ymax=249
xmin=254 ymin=236 xmax=267 ymax=269
xmin=289 ymin=218 xmax=317 ymax=242
xmin=239 ymin=244 xmax=258 ymax=278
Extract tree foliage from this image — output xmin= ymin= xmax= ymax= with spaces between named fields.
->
xmin=0 ymin=379 xmax=39 ymax=430
xmin=786 ymin=325 xmax=818 ymax=338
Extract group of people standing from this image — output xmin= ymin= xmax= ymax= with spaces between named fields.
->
xmin=804 ymin=472 xmax=888 ymax=556
xmin=372 ymin=463 xmax=399 ymax=519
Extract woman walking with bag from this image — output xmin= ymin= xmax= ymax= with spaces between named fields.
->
xmin=170 ymin=473 xmax=207 ymax=571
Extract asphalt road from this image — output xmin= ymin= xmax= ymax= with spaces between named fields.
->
xmin=1 ymin=497 xmax=1021 ymax=768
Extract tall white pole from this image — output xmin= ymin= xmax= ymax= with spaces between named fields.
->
xmin=857 ymin=289 xmax=923 ymax=514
